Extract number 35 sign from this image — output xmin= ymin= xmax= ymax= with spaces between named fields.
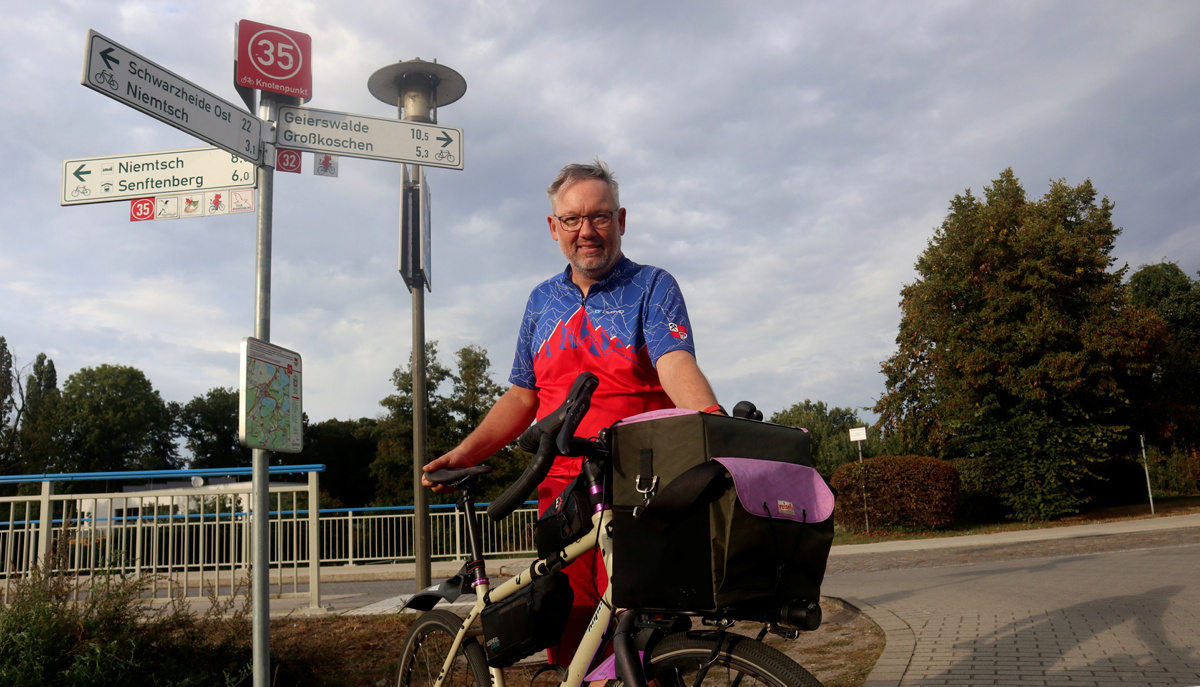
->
xmin=236 ymin=20 xmax=312 ymax=100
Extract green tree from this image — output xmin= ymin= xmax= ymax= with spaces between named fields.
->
xmin=0 ymin=337 xmax=15 ymax=471
xmin=289 ymin=416 xmax=380 ymax=508
xmin=370 ymin=342 xmax=515 ymax=505
xmin=58 ymin=365 xmax=180 ymax=475
xmin=176 ymin=386 xmax=251 ymax=469
xmin=875 ymin=170 xmax=1162 ymax=520
xmin=770 ymin=400 xmax=866 ymax=477
xmin=17 ymin=353 xmax=61 ymax=476
xmin=1128 ymin=262 xmax=1200 ymax=449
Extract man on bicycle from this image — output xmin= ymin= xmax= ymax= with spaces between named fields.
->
xmin=423 ymin=159 xmax=723 ymax=665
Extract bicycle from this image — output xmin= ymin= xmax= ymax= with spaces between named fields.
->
xmin=397 ymin=372 xmax=825 ymax=686
xmin=93 ymin=69 xmax=119 ymax=91
xmin=435 ymin=150 xmax=456 ymax=164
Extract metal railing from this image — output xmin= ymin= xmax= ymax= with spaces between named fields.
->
xmin=0 ymin=466 xmax=538 ymax=607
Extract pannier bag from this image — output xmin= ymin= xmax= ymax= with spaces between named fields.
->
xmin=609 ymin=409 xmax=835 ymax=615
xmin=535 ymin=474 xmax=594 ymax=559
xmin=480 ymin=570 xmax=574 ymax=668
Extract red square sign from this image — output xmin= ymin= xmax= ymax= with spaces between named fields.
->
xmin=236 ymin=20 xmax=312 ymax=100
xmin=130 ymin=197 xmax=155 ymax=222
xmin=276 ymin=148 xmax=303 ymax=174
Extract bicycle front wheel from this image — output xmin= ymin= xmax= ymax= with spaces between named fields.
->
xmin=617 ymin=631 xmax=822 ymax=687
xmin=396 ymin=609 xmax=492 ymax=687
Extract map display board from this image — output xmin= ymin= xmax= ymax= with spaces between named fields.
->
xmin=239 ymin=337 xmax=303 ymax=453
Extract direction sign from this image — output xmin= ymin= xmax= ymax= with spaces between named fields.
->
xmin=61 ymin=147 xmax=257 ymax=206
xmin=82 ymin=30 xmax=264 ymax=163
xmin=276 ymin=105 xmax=463 ymax=170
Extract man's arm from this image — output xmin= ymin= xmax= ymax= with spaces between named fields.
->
xmin=421 ymin=384 xmax=539 ymax=492
xmin=656 ymin=349 xmax=721 ymax=412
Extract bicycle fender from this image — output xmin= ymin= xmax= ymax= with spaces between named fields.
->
xmin=400 ymin=565 xmax=475 ymax=612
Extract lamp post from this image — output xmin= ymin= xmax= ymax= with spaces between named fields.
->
xmin=368 ymin=59 xmax=466 ymax=589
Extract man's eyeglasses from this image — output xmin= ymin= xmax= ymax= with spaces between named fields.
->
xmin=554 ymin=211 xmax=616 ymax=231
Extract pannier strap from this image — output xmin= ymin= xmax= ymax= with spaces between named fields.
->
xmin=634 ymin=458 xmax=834 ymax=533
xmin=712 ymin=457 xmax=835 ymax=523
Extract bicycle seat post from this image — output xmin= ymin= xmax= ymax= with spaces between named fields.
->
xmin=456 ymin=483 xmax=487 ymax=569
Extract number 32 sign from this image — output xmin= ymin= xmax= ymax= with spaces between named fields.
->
xmin=236 ymin=20 xmax=312 ymax=101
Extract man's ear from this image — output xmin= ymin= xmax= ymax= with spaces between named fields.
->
xmin=617 ymin=207 xmax=627 ymax=236
xmin=547 ymin=215 xmax=560 ymax=240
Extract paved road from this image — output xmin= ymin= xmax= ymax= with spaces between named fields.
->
xmin=823 ymin=516 xmax=1200 ymax=686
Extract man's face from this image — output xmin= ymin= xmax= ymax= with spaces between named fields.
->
xmin=548 ymin=178 xmax=626 ymax=286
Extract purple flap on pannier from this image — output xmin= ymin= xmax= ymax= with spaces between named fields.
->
xmin=615 ymin=408 xmax=699 ymax=425
xmin=712 ymin=456 xmax=835 ymax=522
xmin=583 ymin=651 xmax=644 ymax=681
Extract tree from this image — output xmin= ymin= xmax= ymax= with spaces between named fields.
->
xmin=1128 ymin=262 xmax=1200 ymax=449
xmin=290 ymin=416 xmax=380 ymax=508
xmin=771 ymin=400 xmax=871 ymax=477
xmin=17 ymin=353 xmax=61 ymax=476
xmin=875 ymin=170 xmax=1162 ymax=520
xmin=176 ymin=387 xmax=251 ymax=469
xmin=370 ymin=342 xmax=515 ymax=505
xmin=0 ymin=337 xmax=15 ymax=471
xmin=58 ymin=365 xmax=180 ymax=475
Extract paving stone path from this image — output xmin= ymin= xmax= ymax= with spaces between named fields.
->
xmin=823 ymin=521 xmax=1200 ymax=686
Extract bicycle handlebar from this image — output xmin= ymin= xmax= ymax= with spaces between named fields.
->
xmin=486 ymin=372 xmax=599 ymax=522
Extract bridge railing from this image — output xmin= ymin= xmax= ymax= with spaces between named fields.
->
xmin=0 ymin=466 xmax=538 ymax=608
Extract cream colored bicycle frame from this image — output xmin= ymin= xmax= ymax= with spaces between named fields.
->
xmin=428 ymin=508 xmax=616 ymax=687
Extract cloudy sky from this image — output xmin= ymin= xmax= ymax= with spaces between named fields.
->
xmin=2 ymin=1 xmax=1197 ymax=429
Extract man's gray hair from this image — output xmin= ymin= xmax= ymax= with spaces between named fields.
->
xmin=547 ymin=158 xmax=620 ymax=210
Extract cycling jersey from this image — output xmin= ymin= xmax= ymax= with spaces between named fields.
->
xmin=510 ymin=256 xmax=695 ymax=479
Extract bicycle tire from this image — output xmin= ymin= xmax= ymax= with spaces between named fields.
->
xmin=396 ymin=609 xmax=492 ymax=687
xmin=609 ymin=631 xmax=822 ymax=687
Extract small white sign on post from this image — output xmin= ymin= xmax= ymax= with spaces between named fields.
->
xmin=849 ymin=426 xmax=868 ymax=443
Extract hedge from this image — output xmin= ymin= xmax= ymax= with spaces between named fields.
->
xmin=830 ymin=455 xmax=960 ymax=532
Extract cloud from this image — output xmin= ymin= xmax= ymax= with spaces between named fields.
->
xmin=1 ymin=0 xmax=1197 ymax=431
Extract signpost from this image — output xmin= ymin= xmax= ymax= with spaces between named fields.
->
xmin=276 ymin=105 xmax=463 ymax=169
xmin=849 ymin=426 xmax=870 ymax=533
xmin=82 ymin=30 xmax=264 ymax=163
xmin=61 ymin=147 xmax=256 ymax=206
xmin=74 ymin=29 xmax=466 ymax=687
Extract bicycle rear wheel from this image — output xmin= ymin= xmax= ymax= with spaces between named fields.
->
xmin=614 ymin=631 xmax=822 ymax=687
xmin=396 ymin=609 xmax=491 ymax=687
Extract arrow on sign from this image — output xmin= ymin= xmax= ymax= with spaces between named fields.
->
xmin=100 ymin=47 xmax=120 ymax=70
xmin=437 ymin=132 xmax=454 ymax=148
xmin=72 ymin=165 xmax=91 ymax=182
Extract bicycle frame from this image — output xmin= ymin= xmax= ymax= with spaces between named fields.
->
xmin=423 ymin=498 xmax=615 ymax=687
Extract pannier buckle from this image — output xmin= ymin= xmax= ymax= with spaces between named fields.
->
xmin=634 ymin=474 xmax=658 ymax=496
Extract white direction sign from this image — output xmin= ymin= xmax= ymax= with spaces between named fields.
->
xmin=82 ymin=30 xmax=264 ymax=163
xmin=61 ymin=147 xmax=257 ymax=206
xmin=276 ymin=105 xmax=463 ymax=170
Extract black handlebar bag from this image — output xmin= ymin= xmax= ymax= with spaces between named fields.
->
xmin=608 ymin=409 xmax=835 ymax=616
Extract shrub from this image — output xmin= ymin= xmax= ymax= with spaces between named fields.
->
xmin=0 ymin=562 xmax=252 ymax=686
xmin=831 ymin=455 xmax=960 ymax=532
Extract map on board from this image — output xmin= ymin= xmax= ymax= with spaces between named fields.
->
xmin=238 ymin=337 xmax=303 ymax=453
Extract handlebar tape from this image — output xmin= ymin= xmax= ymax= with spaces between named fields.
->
xmin=486 ymin=433 xmax=556 ymax=521
xmin=487 ymin=372 xmax=600 ymax=522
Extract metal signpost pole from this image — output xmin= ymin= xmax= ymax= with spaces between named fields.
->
xmin=369 ymin=59 xmax=465 ymax=590
xmin=251 ymin=91 xmax=278 ymax=687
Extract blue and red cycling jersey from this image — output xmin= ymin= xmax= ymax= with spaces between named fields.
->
xmin=510 ymin=256 xmax=695 ymax=479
